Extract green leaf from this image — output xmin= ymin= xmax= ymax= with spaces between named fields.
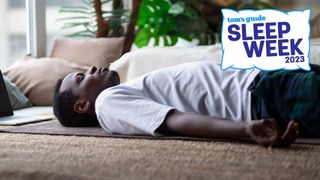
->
xmin=137 ymin=0 xmax=209 ymax=47
xmin=134 ymin=28 xmax=152 ymax=48
xmin=59 ymin=9 xmax=89 ymax=15
xmin=183 ymin=6 xmax=198 ymax=19
xmin=179 ymin=33 xmax=192 ymax=41
xmin=66 ymin=34 xmax=94 ymax=38
xmin=136 ymin=0 xmax=176 ymax=47
xmin=103 ymin=9 xmax=129 ymax=14
xmin=61 ymin=22 xmax=93 ymax=29
xmin=136 ymin=17 xmax=149 ymax=26
xmin=80 ymin=0 xmax=92 ymax=6
xmin=163 ymin=35 xmax=169 ymax=46
xmin=174 ymin=15 xmax=207 ymax=34
xmin=170 ymin=35 xmax=178 ymax=45
xmin=83 ymin=24 xmax=95 ymax=33
xmin=138 ymin=0 xmax=170 ymax=19
xmin=168 ymin=2 xmax=185 ymax=15
xmin=154 ymin=35 xmax=160 ymax=46
xmin=59 ymin=6 xmax=90 ymax=13
xmin=56 ymin=16 xmax=91 ymax=21
xmin=167 ymin=15 xmax=176 ymax=30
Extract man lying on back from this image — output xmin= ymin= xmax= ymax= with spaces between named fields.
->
xmin=53 ymin=61 xmax=320 ymax=147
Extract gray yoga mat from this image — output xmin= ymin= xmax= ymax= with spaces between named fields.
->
xmin=0 ymin=120 xmax=319 ymax=145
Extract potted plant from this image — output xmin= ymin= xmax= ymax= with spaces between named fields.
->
xmin=57 ymin=0 xmax=130 ymax=38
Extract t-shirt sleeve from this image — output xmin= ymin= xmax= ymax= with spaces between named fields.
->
xmin=95 ymin=86 xmax=175 ymax=136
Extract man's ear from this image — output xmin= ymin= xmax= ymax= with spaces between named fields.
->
xmin=73 ymin=99 xmax=92 ymax=114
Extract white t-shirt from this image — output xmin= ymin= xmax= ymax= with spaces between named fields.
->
xmin=95 ymin=62 xmax=260 ymax=136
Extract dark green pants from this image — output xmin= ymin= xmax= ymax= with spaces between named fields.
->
xmin=249 ymin=64 xmax=320 ymax=137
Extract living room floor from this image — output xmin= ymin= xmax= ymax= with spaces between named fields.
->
xmin=0 ymin=133 xmax=319 ymax=180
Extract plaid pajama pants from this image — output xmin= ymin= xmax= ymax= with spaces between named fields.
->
xmin=249 ymin=64 xmax=320 ymax=137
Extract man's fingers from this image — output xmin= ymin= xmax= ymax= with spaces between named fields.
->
xmin=280 ymin=121 xmax=295 ymax=139
xmin=274 ymin=120 xmax=299 ymax=147
xmin=248 ymin=119 xmax=299 ymax=148
xmin=293 ymin=122 xmax=299 ymax=136
xmin=259 ymin=119 xmax=278 ymax=147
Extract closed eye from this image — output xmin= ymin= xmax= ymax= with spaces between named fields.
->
xmin=76 ymin=73 xmax=85 ymax=82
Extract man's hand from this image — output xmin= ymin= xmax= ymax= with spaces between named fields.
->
xmin=246 ymin=119 xmax=299 ymax=147
xmin=159 ymin=111 xmax=299 ymax=148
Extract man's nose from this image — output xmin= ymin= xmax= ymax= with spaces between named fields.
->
xmin=87 ymin=66 xmax=97 ymax=74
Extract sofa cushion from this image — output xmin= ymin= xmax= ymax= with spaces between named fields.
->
xmin=4 ymin=56 xmax=88 ymax=106
xmin=110 ymin=45 xmax=222 ymax=82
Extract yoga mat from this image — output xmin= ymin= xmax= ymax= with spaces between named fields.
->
xmin=0 ymin=120 xmax=319 ymax=145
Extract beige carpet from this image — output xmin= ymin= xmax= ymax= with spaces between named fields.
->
xmin=0 ymin=133 xmax=319 ymax=180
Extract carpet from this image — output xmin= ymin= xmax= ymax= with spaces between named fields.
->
xmin=0 ymin=133 xmax=319 ymax=180
xmin=0 ymin=120 xmax=319 ymax=145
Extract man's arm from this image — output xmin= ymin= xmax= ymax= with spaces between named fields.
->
xmin=158 ymin=110 xmax=249 ymax=139
xmin=157 ymin=110 xmax=299 ymax=147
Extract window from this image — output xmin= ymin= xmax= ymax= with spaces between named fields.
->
xmin=0 ymin=0 xmax=27 ymax=70
xmin=46 ymin=0 xmax=114 ymax=53
xmin=46 ymin=0 xmax=83 ymax=54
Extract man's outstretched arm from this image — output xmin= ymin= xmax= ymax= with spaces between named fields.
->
xmin=157 ymin=110 xmax=299 ymax=147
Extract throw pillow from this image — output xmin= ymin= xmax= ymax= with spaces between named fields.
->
xmin=4 ymin=56 xmax=88 ymax=106
xmin=50 ymin=37 xmax=125 ymax=67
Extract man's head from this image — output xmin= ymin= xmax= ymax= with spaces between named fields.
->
xmin=53 ymin=66 xmax=120 ymax=127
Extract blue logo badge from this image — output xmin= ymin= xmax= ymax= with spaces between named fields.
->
xmin=221 ymin=9 xmax=311 ymax=71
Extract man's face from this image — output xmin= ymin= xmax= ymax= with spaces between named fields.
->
xmin=60 ymin=66 xmax=120 ymax=102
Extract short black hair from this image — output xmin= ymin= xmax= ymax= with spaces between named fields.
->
xmin=53 ymin=79 xmax=100 ymax=127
